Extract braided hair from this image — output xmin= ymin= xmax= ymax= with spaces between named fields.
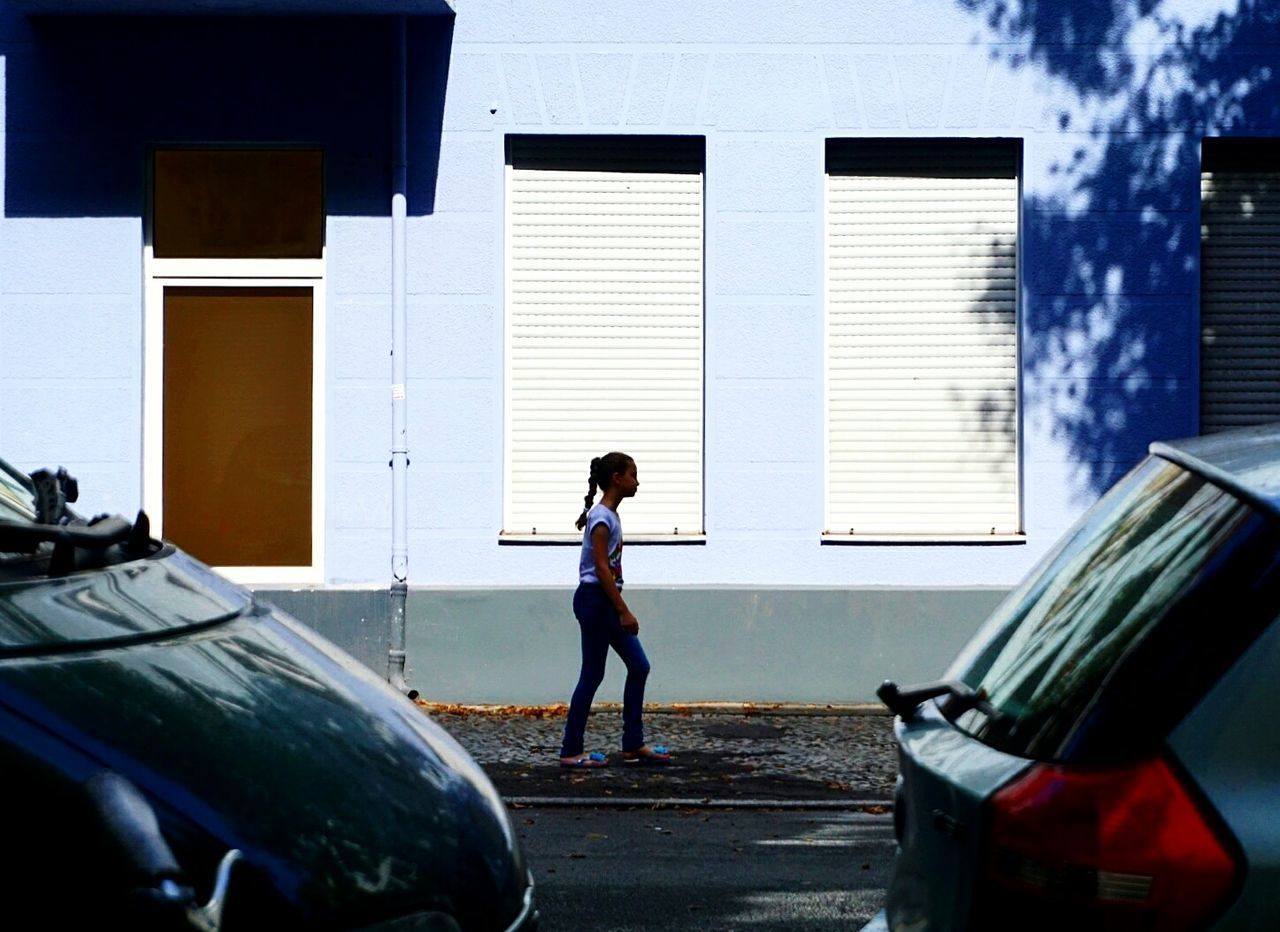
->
xmin=575 ymin=452 xmax=634 ymax=530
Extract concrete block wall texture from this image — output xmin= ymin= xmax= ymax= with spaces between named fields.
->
xmin=420 ymin=0 xmax=1221 ymax=594
xmin=0 ymin=0 xmax=145 ymax=512
xmin=0 ymin=3 xmax=1275 ymax=632
xmin=0 ymin=222 xmax=144 ymax=518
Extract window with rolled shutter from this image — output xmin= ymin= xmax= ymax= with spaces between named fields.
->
xmin=504 ymin=136 xmax=704 ymax=537
xmin=824 ymin=139 xmax=1021 ymax=538
xmin=1200 ymin=138 xmax=1280 ymax=433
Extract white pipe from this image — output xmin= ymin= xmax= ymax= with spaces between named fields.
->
xmin=389 ymin=15 xmax=415 ymax=699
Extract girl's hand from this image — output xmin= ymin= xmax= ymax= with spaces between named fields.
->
xmin=620 ymin=610 xmax=640 ymax=634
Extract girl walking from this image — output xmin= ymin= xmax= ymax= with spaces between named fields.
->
xmin=559 ymin=452 xmax=671 ymax=768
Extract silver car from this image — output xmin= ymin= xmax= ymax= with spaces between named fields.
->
xmin=863 ymin=422 xmax=1280 ymax=931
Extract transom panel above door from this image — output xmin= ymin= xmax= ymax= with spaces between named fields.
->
xmin=145 ymin=148 xmax=326 ymax=583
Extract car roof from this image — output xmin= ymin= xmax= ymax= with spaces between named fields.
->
xmin=1151 ymin=422 xmax=1280 ymax=520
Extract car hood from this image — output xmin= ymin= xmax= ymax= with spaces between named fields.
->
xmin=0 ymin=548 xmax=248 ymax=652
xmin=0 ymin=552 xmax=526 ymax=929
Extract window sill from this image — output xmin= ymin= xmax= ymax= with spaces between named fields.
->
xmin=499 ymin=534 xmax=706 ymax=546
xmin=214 ymin=566 xmax=325 ymax=585
xmin=821 ymin=534 xmax=1027 ymax=546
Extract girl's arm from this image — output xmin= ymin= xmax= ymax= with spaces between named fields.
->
xmin=591 ymin=523 xmax=639 ymax=633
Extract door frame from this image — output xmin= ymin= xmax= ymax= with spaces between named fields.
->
xmin=143 ymin=261 xmax=327 ymax=585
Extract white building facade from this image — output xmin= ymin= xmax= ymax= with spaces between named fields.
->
xmin=2 ymin=0 xmax=1277 ymax=701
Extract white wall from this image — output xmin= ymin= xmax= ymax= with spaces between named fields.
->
xmin=4 ymin=0 xmax=1257 ymax=596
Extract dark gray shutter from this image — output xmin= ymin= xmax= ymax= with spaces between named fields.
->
xmin=1201 ymin=141 xmax=1280 ymax=432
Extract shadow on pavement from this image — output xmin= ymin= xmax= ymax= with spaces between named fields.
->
xmin=420 ymin=704 xmax=899 ymax=804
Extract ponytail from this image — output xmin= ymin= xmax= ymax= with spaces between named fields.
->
xmin=573 ymin=451 xmax=633 ymax=530
xmin=575 ymin=457 xmax=603 ymax=530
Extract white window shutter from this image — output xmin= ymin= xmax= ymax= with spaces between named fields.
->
xmin=504 ymin=136 xmax=704 ymax=537
xmin=1201 ymin=143 xmax=1280 ymax=432
xmin=824 ymin=140 xmax=1020 ymax=537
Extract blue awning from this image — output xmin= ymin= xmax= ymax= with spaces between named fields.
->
xmin=7 ymin=0 xmax=452 ymax=14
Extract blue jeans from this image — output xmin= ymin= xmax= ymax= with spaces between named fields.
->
xmin=559 ymin=582 xmax=651 ymax=757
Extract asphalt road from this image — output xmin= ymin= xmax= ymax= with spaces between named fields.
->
xmin=512 ymin=806 xmax=894 ymax=931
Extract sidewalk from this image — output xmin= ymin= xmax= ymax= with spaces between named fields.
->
xmin=417 ymin=701 xmax=899 ymax=808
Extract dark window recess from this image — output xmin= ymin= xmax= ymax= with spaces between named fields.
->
xmin=1202 ymin=136 xmax=1280 ymax=172
xmin=153 ymin=149 xmax=323 ymax=259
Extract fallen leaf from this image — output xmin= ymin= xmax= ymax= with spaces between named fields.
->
xmin=416 ymin=702 xmax=570 ymax=720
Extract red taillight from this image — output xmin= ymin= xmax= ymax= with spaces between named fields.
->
xmin=981 ymin=757 xmax=1240 ymax=931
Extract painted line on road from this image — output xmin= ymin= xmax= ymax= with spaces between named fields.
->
xmin=755 ymin=836 xmax=893 ymax=846
xmin=504 ymin=795 xmax=893 ymax=811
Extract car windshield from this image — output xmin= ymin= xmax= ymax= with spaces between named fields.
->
xmin=0 ymin=460 xmax=37 ymax=524
xmin=944 ymin=454 xmax=1277 ymax=759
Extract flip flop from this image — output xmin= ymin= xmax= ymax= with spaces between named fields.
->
xmin=621 ymin=745 xmax=671 ymax=765
xmin=560 ymin=752 xmax=609 ymax=769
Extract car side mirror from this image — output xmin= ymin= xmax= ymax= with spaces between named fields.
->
xmin=85 ymin=771 xmax=242 ymax=932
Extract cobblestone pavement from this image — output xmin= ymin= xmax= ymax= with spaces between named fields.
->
xmin=417 ymin=703 xmax=899 ymax=804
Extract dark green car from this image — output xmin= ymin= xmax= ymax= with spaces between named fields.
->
xmin=0 ymin=460 xmax=537 ymax=931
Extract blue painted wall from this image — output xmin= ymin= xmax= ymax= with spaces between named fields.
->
xmin=2 ymin=2 xmax=1278 ymax=698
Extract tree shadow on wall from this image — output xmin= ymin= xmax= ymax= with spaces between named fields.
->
xmin=3 ymin=11 xmax=452 ymax=218
xmin=960 ymin=0 xmax=1280 ymax=500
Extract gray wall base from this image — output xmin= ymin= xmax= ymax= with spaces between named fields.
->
xmin=404 ymin=587 xmax=1006 ymax=705
xmin=255 ymin=586 xmax=1008 ymax=704
xmin=254 ymin=587 xmax=391 ymax=678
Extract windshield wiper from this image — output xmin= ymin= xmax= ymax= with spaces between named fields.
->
xmin=876 ymin=678 xmax=1007 ymax=725
xmin=0 ymin=511 xmax=154 ymax=574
